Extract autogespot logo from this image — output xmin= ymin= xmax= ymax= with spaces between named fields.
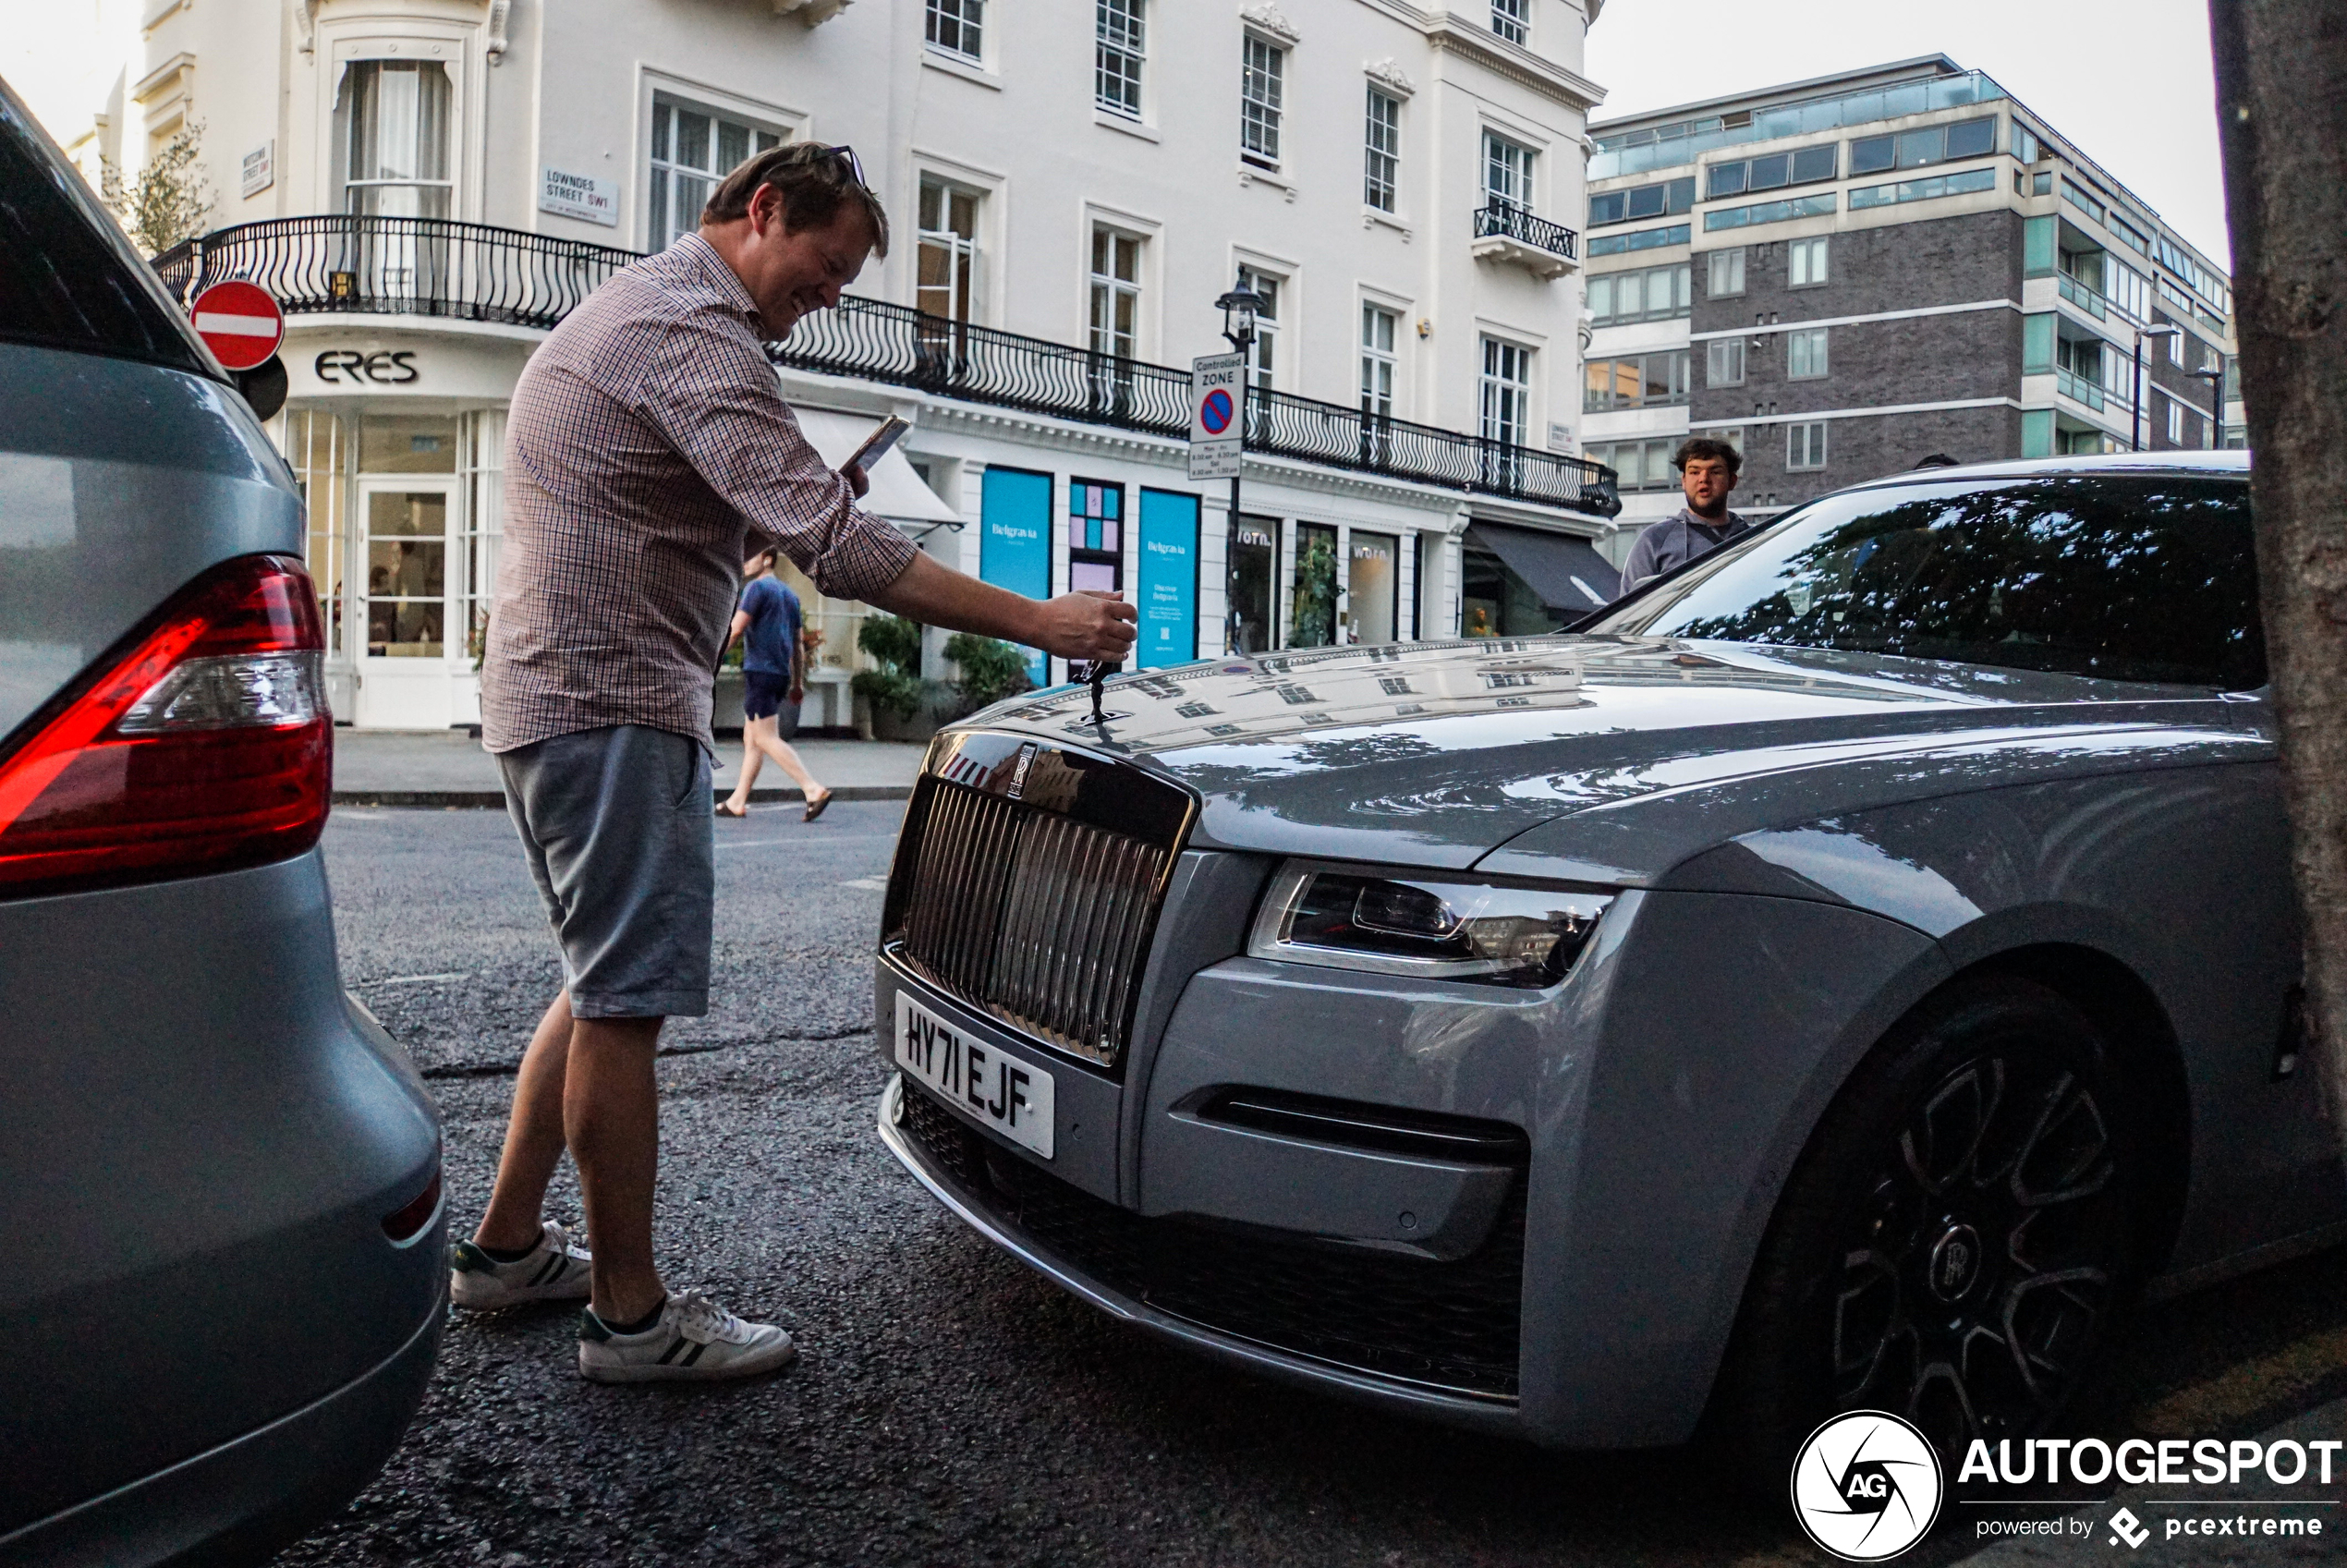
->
xmin=1791 ymin=1411 xmax=1945 ymax=1562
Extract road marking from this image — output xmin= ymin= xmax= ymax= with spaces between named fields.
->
xmin=838 ymin=876 xmax=887 ymax=890
xmin=2134 ymin=1323 xmax=2347 ymax=1437
xmin=715 ymin=833 xmax=899 ymax=850
xmin=358 ymin=972 xmax=469 ymax=987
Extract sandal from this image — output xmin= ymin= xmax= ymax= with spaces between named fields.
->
xmin=802 ymin=790 xmax=833 ymax=823
xmin=715 ymin=801 xmax=749 ymax=819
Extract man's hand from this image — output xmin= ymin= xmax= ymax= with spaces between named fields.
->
xmin=1034 ymin=590 xmax=1137 ymax=662
xmin=844 ymin=463 xmax=870 ymax=500
xmin=788 ymin=685 xmax=804 ymax=705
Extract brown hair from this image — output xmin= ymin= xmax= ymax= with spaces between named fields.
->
xmin=700 ymin=143 xmax=890 ymax=258
xmin=1673 ymin=436 xmax=1743 ymax=476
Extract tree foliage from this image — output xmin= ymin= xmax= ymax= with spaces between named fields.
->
xmin=103 ymin=121 xmax=213 ymax=258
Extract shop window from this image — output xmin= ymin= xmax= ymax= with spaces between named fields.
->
xmin=1068 ymin=479 xmax=1124 ymax=595
xmin=359 ymin=412 xmax=458 ymax=474
xmin=1229 ymin=516 xmax=1278 ymax=653
xmin=459 ymin=410 xmax=504 ymax=664
xmin=1291 ymin=522 xmax=1339 ymax=648
xmin=1350 ymin=531 xmax=1399 ymax=644
xmin=650 ymin=98 xmax=784 ymax=253
xmin=365 ymin=489 xmax=447 ymax=657
xmin=1461 ymin=542 xmax=1553 ymax=638
xmin=280 ymin=408 xmax=350 ymax=656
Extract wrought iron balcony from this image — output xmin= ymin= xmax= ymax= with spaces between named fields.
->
xmin=1472 ymin=201 xmax=1579 ymax=280
xmin=151 ymin=216 xmax=1617 ymax=518
xmin=779 ymin=298 xmax=1617 ymax=517
xmin=153 ymin=215 xmax=639 ymax=332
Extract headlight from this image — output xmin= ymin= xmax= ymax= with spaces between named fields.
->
xmin=1247 ymin=861 xmax=1611 ymax=988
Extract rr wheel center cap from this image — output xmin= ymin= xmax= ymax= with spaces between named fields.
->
xmin=1927 ymin=1222 xmax=1984 ymax=1303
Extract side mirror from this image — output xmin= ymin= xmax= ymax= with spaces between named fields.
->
xmin=233 ymin=355 xmax=288 ymax=421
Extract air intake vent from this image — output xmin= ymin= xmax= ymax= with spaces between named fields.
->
xmin=1198 ymin=1088 xmax=1529 ymax=1167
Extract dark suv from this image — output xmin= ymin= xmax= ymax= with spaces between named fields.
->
xmin=0 ymin=76 xmax=444 ymax=1566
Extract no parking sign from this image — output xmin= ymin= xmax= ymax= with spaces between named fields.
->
xmin=1188 ymin=352 xmax=1244 ymax=480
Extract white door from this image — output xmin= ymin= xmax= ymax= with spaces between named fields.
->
xmin=355 ymin=478 xmax=457 ymax=728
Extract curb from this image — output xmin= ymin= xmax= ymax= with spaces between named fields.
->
xmin=333 ymin=784 xmax=916 ymax=808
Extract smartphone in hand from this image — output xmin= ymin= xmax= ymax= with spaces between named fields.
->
xmin=845 ymin=414 xmax=910 ymax=475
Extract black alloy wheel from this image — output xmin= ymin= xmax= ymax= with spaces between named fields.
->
xmin=1713 ymin=976 xmax=2146 ymax=1485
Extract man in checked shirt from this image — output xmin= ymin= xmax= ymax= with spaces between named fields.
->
xmin=450 ymin=144 xmax=1136 ymax=1383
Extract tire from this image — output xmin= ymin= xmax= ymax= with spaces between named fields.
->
xmin=1711 ymin=975 xmax=2146 ymax=1488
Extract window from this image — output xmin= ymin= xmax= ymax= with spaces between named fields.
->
xmin=1849 ymin=115 xmax=1996 ymax=176
xmin=1786 ymin=327 xmax=1828 ymax=380
xmin=1589 ymin=438 xmax=1683 ymax=492
xmin=1482 ymin=132 xmax=1534 ymax=213
xmin=458 ymin=409 xmax=504 ymax=664
xmin=1068 ymin=480 xmax=1124 ymax=595
xmin=1708 ymin=247 xmax=1745 ymax=298
xmin=2105 ymin=259 xmax=2150 ymax=321
xmin=281 ymin=410 xmax=350 ymax=653
xmin=1588 ymin=176 xmax=1693 ymax=228
xmin=1706 ymin=338 xmax=1745 ymax=386
xmin=1787 ymin=420 xmax=1828 ymax=469
xmin=2013 ymin=122 xmax=2041 ymax=164
xmin=1844 ymin=166 xmax=1999 ymax=212
xmin=1360 ymin=304 xmax=1397 ymax=419
xmin=916 ymin=176 xmax=979 ymax=323
xmin=1704 ymin=193 xmax=1837 ymax=232
xmin=1587 ymin=262 xmax=1690 ymax=325
xmin=2166 ymin=397 xmax=2183 ymax=445
xmin=2024 ymin=214 xmax=2057 ymax=278
xmin=650 ymin=100 xmax=782 ymax=252
xmin=927 ymin=0 xmax=983 ymax=60
xmin=1241 ymin=36 xmax=1283 ymax=166
xmin=1490 ymin=0 xmax=1526 ymax=44
xmin=1587 ymin=223 xmax=1689 ymax=257
xmin=1705 ymin=144 xmax=1837 ymax=200
xmin=1096 ymin=0 xmax=1144 ymax=117
xmin=1480 ymin=337 xmax=1532 ymax=447
xmin=1788 ymin=237 xmax=1829 ymax=287
xmin=341 ymin=61 xmax=452 ymax=218
xmin=1088 ymin=225 xmax=1141 ymax=359
xmin=1364 ymin=87 xmax=1400 ymax=212
xmin=1236 ymin=264 xmax=1280 ymax=392
xmin=1582 ymin=351 xmax=1691 ymax=410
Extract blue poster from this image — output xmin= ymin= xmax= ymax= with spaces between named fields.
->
xmin=1137 ymin=489 xmax=1198 ymax=670
xmin=980 ymin=468 xmax=1052 ymax=685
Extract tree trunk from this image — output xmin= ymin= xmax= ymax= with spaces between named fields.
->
xmin=2207 ymin=2 xmax=2347 ymax=1143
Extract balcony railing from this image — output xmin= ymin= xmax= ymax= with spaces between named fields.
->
xmin=1473 ymin=201 xmax=1580 ymax=261
xmin=775 ymin=296 xmax=1617 ymax=515
xmin=2055 ymin=366 xmax=2106 ymax=412
xmin=151 ymin=215 xmax=1617 ymax=517
xmin=2056 ymin=271 xmax=2108 ymax=321
xmin=153 ymin=215 xmax=640 ymax=331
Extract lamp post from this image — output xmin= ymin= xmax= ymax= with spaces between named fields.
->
xmin=1215 ymin=282 xmax=1265 ymax=654
xmin=2187 ymin=366 xmax=2228 ymax=448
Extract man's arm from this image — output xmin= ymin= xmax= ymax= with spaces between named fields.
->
xmin=867 ymin=553 xmax=1136 ymax=662
xmin=722 ymin=608 xmax=752 ymax=659
xmin=1617 ymin=529 xmax=1661 ymax=596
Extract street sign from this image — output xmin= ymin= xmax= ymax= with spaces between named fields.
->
xmin=190 ymin=281 xmax=285 ymax=371
xmin=1188 ymin=351 xmax=1245 ymax=480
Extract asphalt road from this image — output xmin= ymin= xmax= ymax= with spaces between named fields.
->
xmin=282 ymin=805 xmax=2347 ymax=1568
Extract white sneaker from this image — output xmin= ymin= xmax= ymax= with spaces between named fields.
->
xmin=577 ymin=1290 xmax=797 ymax=1383
xmin=448 ymin=1221 xmax=593 ymax=1309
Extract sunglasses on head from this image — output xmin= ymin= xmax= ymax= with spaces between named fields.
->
xmin=812 ymin=143 xmax=869 ymax=189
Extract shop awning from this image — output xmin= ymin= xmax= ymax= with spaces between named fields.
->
xmin=1465 ymin=522 xmax=1621 ymax=614
xmin=790 ymin=408 xmax=964 ymax=528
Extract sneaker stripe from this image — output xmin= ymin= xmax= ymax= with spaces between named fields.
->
xmin=680 ymin=1341 xmax=709 ymax=1367
xmin=656 ymin=1336 xmax=687 ymax=1366
xmin=528 ymin=1251 xmax=567 ymax=1288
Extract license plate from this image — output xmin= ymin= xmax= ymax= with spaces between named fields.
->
xmin=894 ymin=991 xmax=1055 ymax=1159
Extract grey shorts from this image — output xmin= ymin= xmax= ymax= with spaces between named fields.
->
xmin=497 ymin=724 xmax=714 ymax=1019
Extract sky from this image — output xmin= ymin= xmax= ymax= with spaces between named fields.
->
xmin=1583 ymin=0 xmax=2232 ymax=267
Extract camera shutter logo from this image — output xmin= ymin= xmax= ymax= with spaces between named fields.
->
xmin=1789 ymin=1410 xmax=1943 ymax=1561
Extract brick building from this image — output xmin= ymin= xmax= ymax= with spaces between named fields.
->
xmin=1575 ymin=55 xmax=2244 ymax=564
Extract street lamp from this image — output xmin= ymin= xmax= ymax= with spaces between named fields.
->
xmin=2187 ymin=366 xmax=2229 ymax=448
xmin=1215 ymin=283 xmax=1266 ymax=654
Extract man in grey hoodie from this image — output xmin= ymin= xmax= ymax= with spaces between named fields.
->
xmin=1618 ymin=437 xmax=1751 ymax=594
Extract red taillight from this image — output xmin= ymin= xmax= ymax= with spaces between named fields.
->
xmin=0 ymin=553 xmax=332 ymax=897
xmin=382 ymin=1167 xmax=444 ymax=1245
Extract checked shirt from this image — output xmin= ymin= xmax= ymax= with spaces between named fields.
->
xmin=482 ymin=232 xmax=915 ymax=754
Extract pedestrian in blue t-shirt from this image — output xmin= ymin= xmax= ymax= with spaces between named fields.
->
xmin=719 ymin=547 xmax=833 ymax=821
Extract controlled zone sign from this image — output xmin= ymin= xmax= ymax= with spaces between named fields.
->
xmin=190 ymin=281 xmax=284 ymax=371
xmin=1188 ymin=352 xmax=1244 ymax=480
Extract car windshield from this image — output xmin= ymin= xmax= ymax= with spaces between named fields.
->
xmin=1587 ymin=474 xmax=2264 ymax=689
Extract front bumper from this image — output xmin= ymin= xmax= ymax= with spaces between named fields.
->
xmin=877 ymin=1072 xmax=1526 ymax=1437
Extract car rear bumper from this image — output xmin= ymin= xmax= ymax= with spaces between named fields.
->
xmin=876 ymin=1072 xmax=1526 ymax=1440
xmin=0 ymin=1286 xmax=442 ymax=1568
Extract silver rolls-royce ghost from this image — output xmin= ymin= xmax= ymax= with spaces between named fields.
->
xmin=872 ymin=450 xmax=2322 ymax=1477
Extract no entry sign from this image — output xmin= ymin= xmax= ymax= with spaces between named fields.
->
xmin=190 ymin=281 xmax=285 ymax=371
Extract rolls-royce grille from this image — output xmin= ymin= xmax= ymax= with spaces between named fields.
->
xmin=900 ymin=1083 xmax=1524 ymax=1399
xmin=893 ymin=777 xmax=1173 ymax=1068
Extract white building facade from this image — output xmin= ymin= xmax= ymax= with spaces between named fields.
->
xmin=63 ymin=0 xmax=1620 ymax=729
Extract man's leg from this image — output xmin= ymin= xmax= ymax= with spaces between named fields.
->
xmin=752 ymin=719 xmax=827 ymax=802
xmin=473 ymin=989 xmax=578 ymax=1252
xmin=565 ymin=1015 xmax=668 ymax=1324
xmin=723 ymin=715 xmax=770 ymax=812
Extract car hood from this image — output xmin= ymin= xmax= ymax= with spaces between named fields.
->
xmin=951 ymin=637 xmax=2261 ymax=881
